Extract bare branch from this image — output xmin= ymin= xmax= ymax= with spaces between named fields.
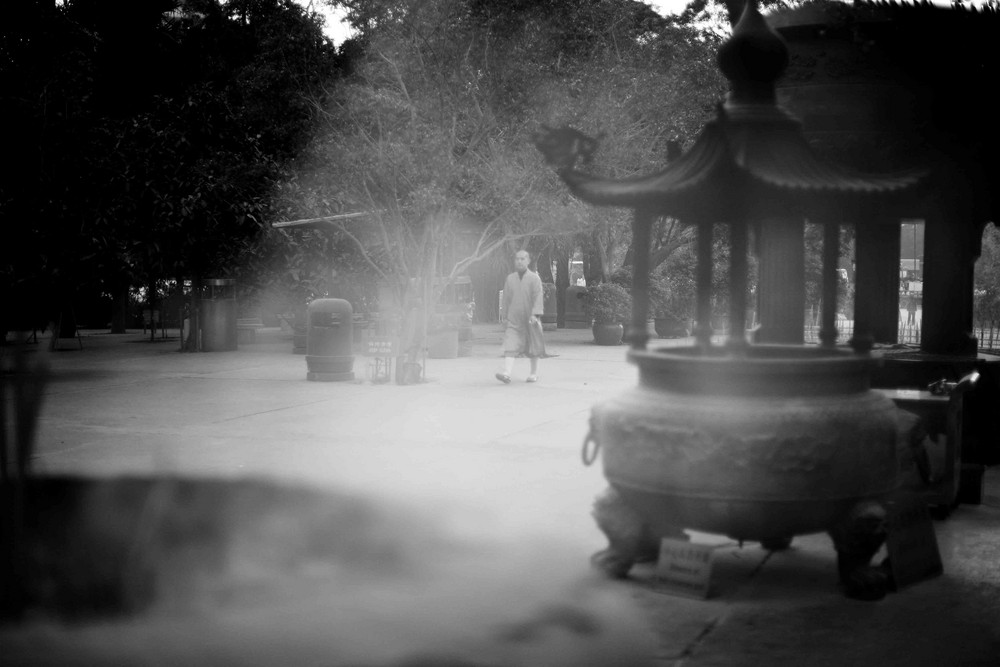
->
xmin=362 ymin=179 xmax=410 ymax=280
xmin=272 ymin=212 xmax=370 ymax=228
xmin=325 ymin=219 xmax=393 ymax=287
xmin=447 ymin=225 xmax=550 ymax=280
xmin=377 ymin=49 xmax=417 ymax=124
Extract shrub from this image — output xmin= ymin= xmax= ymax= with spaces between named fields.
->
xmin=649 ymin=272 xmax=695 ymax=320
xmin=581 ymin=282 xmax=632 ymax=324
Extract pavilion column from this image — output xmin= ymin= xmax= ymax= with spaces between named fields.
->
xmin=694 ymin=220 xmax=714 ymax=348
xmin=819 ymin=221 xmax=840 ymax=348
xmin=921 ymin=200 xmax=978 ymax=356
xmin=727 ymin=222 xmax=749 ymax=349
xmin=755 ymin=216 xmax=805 ymax=345
xmin=627 ymin=208 xmax=654 ymax=350
xmin=854 ymin=218 xmax=900 ymax=346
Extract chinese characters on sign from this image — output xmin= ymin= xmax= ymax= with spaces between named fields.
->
xmin=366 ymin=337 xmax=397 ymax=357
xmin=655 ymin=537 xmax=715 ymax=599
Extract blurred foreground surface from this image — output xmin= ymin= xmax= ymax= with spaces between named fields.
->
xmin=2 ymin=325 xmax=999 ymax=665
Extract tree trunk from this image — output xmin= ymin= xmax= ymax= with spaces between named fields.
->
xmin=176 ymin=276 xmax=188 ymax=351
xmin=583 ymin=240 xmax=603 ymax=285
xmin=622 ymin=238 xmax=634 ymax=270
xmin=148 ymin=280 xmax=158 ymax=342
xmin=537 ymin=243 xmax=554 ymax=283
xmin=111 ymin=282 xmax=129 ymax=334
xmin=556 ymin=245 xmax=570 ymax=328
xmin=184 ymin=277 xmax=201 ymax=352
xmin=55 ymin=282 xmax=77 ymax=339
xmin=57 ymin=305 xmax=76 ymax=339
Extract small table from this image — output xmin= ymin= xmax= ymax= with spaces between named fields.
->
xmin=878 ymin=388 xmax=961 ymax=512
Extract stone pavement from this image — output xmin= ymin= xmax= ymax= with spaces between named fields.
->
xmin=7 ymin=324 xmax=1000 ymax=665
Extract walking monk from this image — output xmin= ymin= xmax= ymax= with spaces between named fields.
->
xmin=497 ymin=249 xmax=545 ymax=383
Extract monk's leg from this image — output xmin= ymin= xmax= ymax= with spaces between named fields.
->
xmin=504 ymin=354 xmax=515 ymax=375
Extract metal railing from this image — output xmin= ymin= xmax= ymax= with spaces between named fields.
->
xmin=975 ymin=322 xmax=1000 ymax=354
xmin=658 ymin=310 xmax=1000 ymax=353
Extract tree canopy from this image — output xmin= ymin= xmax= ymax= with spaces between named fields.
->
xmin=284 ymin=0 xmax=725 ymax=290
xmin=1 ymin=0 xmax=341 ymax=337
xmin=254 ymin=0 xmax=728 ymax=366
xmin=1 ymin=0 xmax=731 ymax=345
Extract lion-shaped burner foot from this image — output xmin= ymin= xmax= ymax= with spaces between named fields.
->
xmin=591 ymin=488 xmax=893 ymax=600
xmin=828 ymin=500 xmax=891 ymax=601
xmin=590 ymin=487 xmax=681 ymax=579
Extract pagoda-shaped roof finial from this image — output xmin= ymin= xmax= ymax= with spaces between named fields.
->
xmin=717 ymin=0 xmax=789 ymax=104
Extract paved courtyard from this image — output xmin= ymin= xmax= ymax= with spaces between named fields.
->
xmin=4 ymin=324 xmax=1000 ymax=665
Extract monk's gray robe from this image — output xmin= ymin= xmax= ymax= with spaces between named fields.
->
xmin=501 ymin=269 xmax=543 ymax=357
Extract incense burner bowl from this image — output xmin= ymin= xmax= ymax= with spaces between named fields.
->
xmin=587 ymin=344 xmax=901 ymax=599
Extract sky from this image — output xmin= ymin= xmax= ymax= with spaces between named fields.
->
xmin=298 ymin=0 xmax=695 ymax=46
xmin=300 ymin=0 xmax=982 ymax=44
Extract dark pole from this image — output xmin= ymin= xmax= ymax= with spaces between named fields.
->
xmin=850 ymin=221 xmax=873 ymax=354
xmin=728 ymin=222 xmax=748 ymax=349
xmin=695 ymin=220 xmax=714 ymax=349
xmin=628 ymin=208 xmax=654 ymax=350
xmin=820 ymin=221 xmax=840 ymax=347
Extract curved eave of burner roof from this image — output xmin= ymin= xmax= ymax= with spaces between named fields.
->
xmin=551 ymin=0 xmax=927 ymax=222
xmin=560 ymin=115 xmax=925 ymax=217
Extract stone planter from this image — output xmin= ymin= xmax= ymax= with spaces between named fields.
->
xmin=592 ymin=322 xmax=624 ymax=346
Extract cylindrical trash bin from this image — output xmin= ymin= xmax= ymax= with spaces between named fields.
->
xmin=200 ymin=279 xmax=237 ymax=351
xmin=541 ymin=282 xmax=557 ymax=332
xmin=306 ymin=298 xmax=354 ymax=381
xmin=564 ymin=285 xmax=590 ymax=329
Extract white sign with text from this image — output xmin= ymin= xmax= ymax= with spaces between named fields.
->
xmin=655 ymin=537 xmax=715 ymax=598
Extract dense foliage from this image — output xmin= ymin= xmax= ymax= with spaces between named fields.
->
xmin=1 ymin=0 xmax=340 ymax=339
xmin=580 ymin=281 xmax=632 ymax=324
xmin=263 ymin=0 xmax=726 ymax=362
xmin=975 ymin=225 xmax=1000 ymax=332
